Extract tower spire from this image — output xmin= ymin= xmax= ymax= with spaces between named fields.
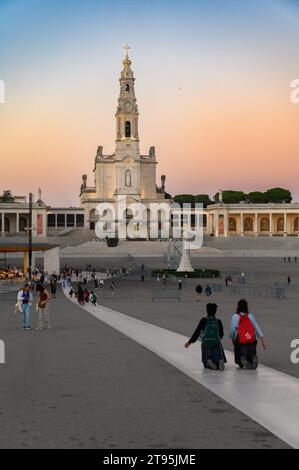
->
xmin=115 ymin=44 xmax=139 ymax=143
xmin=123 ymin=43 xmax=131 ymax=66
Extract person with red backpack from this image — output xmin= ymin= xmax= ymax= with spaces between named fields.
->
xmin=229 ymin=299 xmax=266 ymax=369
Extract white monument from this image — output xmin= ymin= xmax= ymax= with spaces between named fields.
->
xmin=177 ymin=229 xmax=194 ymax=272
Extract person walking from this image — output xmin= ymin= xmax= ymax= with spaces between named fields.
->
xmin=195 ymin=284 xmax=203 ymax=301
xmin=287 ymin=276 xmax=291 ymax=287
xmin=178 ymin=278 xmax=182 ymax=290
xmin=84 ymin=288 xmax=90 ymax=303
xmin=90 ymin=291 xmax=97 ymax=306
xmin=229 ymin=299 xmax=266 ymax=370
xmin=36 ymin=286 xmax=51 ymax=330
xmin=110 ymin=280 xmax=115 ymax=295
xmin=204 ymin=284 xmax=212 ymax=297
xmin=17 ymin=284 xmax=33 ymax=330
xmin=50 ymin=278 xmax=57 ymax=299
xmin=185 ymin=303 xmax=226 ymax=370
xmin=77 ymin=283 xmax=85 ymax=305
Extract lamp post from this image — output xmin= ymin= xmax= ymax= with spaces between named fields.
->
xmin=28 ymin=192 xmax=33 ymax=281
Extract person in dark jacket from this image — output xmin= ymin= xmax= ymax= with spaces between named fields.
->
xmin=185 ymin=303 xmax=226 ymax=370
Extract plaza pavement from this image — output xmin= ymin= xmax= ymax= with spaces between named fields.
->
xmin=0 ymin=283 xmax=289 ymax=449
xmin=64 ymin=287 xmax=299 ymax=448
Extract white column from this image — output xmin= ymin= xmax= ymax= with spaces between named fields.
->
xmin=284 ymin=212 xmax=287 ymax=236
xmin=1 ymin=213 xmax=4 ymax=235
xmin=224 ymin=211 xmax=228 ymax=237
xmin=16 ymin=212 xmax=19 ymax=234
xmin=269 ymin=213 xmax=273 ymax=236
xmin=240 ymin=213 xmax=244 ymax=236
xmin=215 ymin=213 xmax=219 ymax=237
xmin=44 ymin=246 xmax=60 ymax=275
xmin=254 ymin=213 xmax=258 ymax=236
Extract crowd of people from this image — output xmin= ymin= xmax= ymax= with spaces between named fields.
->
xmin=11 ymin=262 xmax=268 ymax=374
xmin=0 ymin=266 xmax=25 ymax=280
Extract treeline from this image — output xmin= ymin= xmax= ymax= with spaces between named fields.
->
xmin=169 ymin=187 xmax=292 ymax=207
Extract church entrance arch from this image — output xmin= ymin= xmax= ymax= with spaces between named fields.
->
xmin=243 ymin=217 xmax=253 ymax=233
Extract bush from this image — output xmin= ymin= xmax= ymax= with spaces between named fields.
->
xmin=151 ymin=268 xmax=220 ymax=279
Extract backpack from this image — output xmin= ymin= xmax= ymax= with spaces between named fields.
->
xmin=202 ymin=316 xmax=220 ymax=347
xmin=237 ymin=313 xmax=256 ymax=344
xmin=90 ymin=293 xmax=97 ymax=303
xmin=22 ymin=290 xmax=30 ymax=304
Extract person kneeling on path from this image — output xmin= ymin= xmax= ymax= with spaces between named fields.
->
xmin=185 ymin=303 xmax=226 ymax=371
xmin=229 ymin=299 xmax=266 ymax=370
xmin=36 ymin=286 xmax=51 ymax=330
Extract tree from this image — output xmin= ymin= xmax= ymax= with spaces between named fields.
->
xmin=214 ymin=190 xmax=246 ymax=204
xmin=264 ymin=187 xmax=292 ymax=203
xmin=173 ymin=194 xmax=195 ymax=207
xmin=246 ymin=191 xmax=267 ymax=203
xmin=0 ymin=190 xmax=15 ymax=203
xmin=164 ymin=192 xmax=172 ymax=200
xmin=194 ymin=194 xmax=214 ymax=208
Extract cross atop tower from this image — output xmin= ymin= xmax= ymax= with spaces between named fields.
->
xmin=124 ymin=43 xmax=130 ymax=57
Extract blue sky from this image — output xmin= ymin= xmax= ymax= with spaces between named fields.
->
xmin=1 ymin=0 xmax=299 ymax=204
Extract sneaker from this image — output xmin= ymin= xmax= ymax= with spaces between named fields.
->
xmin=240 ymin=356 xmax=252 ymax=369
xmin=218 ymin=359 xmax=225 ymax=371
xmin=207 ymin=359 xmax=218 ymax=370
xmin=25 ymin=327 xmax=31 ymax=330
xmin=251 ymin=355 xmax=259 ymax=370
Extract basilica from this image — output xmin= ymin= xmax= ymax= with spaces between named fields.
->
xmin=79 ymin=46 xmax=168 ymax=235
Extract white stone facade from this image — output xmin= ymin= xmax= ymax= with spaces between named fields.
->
xmin=205 ymin=203 xmax=299 ymax=237
xmin=79 ymin=48 xmax=168 ymax=236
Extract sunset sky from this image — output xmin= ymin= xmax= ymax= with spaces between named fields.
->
xmin=0 ymin=0 xmax=299 ymax=205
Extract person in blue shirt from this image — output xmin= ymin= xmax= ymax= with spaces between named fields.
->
xmin=229 ymin=299 xmax=266 ymax=369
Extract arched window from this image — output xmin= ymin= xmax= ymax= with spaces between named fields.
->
xmin=125 ymin=169 xmax=131 ymax=187
xmin=229 ymin=217 xmax=237 ymax=232
xmin=244 ymin=217 xmax=253 ymax=232
xmin=125 ymin=208 xmax=134 ymax=221
xmin=125 ymin=83 xmax=130 ymax=93
xmin=294 ymin=217 xmax=299 ymax=232
xmin=125 ymin=121 xmax=131 ymax=137
xmin=260 ymin=217 xmax=270 ymax=231
xmin=89 ymin=209 xmax=96 ymax=220
xmin=277 ymin=217 xmax=284 ymax=232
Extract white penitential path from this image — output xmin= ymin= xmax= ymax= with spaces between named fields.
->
xmin=64 ymin=289 xmax=299 ymax=448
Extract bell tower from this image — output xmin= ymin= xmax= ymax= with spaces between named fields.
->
xmin=115 ymin=44 xmax=140 ymax=160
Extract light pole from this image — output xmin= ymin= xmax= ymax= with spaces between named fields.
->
xmin=28 ymin=192 xmax=33 ymax=280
